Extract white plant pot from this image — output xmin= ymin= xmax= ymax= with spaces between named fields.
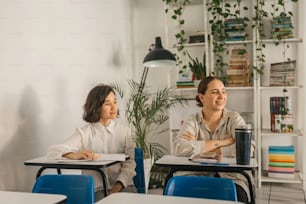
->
xmin=194 ymin=79 xmax=201 ymax=87
xmin=143 ymin=157 xmax=154 ymax=193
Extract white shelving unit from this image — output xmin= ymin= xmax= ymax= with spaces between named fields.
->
xmin=164 ymin=0 xmax=305 ymax=189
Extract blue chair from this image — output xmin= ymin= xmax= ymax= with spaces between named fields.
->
xmin=163 ymin=175 xmax=238 ymax=201
xmin=32 ymin=174 xmax=95 ymax=204
xmin=133 ymin=147 xmax=146 ymax=193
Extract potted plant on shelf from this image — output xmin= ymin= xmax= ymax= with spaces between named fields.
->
xmin=187 ymin=52 xmax=206 ymax=87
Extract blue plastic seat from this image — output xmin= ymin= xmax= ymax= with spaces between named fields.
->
xmin=133 ymin=147 xmax=146 ymax=193
xmin=32 ymin=174 xmax=95 ymax=204
xmin=163 ymin=175 xmax=238 ymax=201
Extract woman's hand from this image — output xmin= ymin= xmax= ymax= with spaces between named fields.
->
xmin=109 ymin=181 xmax=123 ymax=195
xmin=182 ymin=132 xmax=196 ymax=141
xmin=223 ymin=137 xmax=235 ymax=146
xmin=63 ymin=150 xmax=98 ymax=160
xmin=204 ymin=137 xmax=234 ymax=153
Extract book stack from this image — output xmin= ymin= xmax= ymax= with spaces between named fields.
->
xmin=271 ymin=16 xmax=294 ymax=39
xmin=176 ymin=81 xmax=194 ymax=88
xmin=224 ymin=18 xmax=246 ymax=41
xmin=268 ymin=145 xmax=295 ymax=179
xmin=270 ymin=60 xmax=296 ymax=86
xmin=226 ymin=49 xmax=250 ymax=87
xmin=270 ymin=96 xmax=293 ymax=133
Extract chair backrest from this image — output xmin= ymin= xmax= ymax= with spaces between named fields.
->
xmin=133 ymin=147 xmax=146 ymax=193
xmin=163 ymin=175 xmax=237 ymax=201
xmin=32 ymin=174 xmax=95 ymax=204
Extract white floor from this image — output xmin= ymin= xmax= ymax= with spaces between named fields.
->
xmin=148 ymin=183 xmax=306 ymax=203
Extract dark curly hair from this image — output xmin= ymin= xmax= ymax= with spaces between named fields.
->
xmin=195 ymin=76 xmax=222 ymax=107
xmin=83 ymin=84 xmax=117 ymax=123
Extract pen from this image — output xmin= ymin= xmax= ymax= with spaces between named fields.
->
xmin=200 ymin=162 xmax=229 ymax=166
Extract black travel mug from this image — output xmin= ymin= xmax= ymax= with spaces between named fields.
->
xmin=235 ymin=126 xmax=252 ymax=165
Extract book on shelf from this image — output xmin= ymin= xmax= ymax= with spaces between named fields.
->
xmin=269 ymin=60 xmax=296 ymax=86
xmin=269 ymin=96 xmax=292 ymax=114
xmin=270 ymin=114 xmax=293 ymax=133
xmin=224 ymin=18 xmax=247 ymax=41
xmin=271 ymin=16 xmax=294 ymax=39
xmin=226 ymin=48 xmax=250 ymax=87
xmin=176 ymin=81 xmax=194 ymax=88
xmin=268 ymin=145 xmax=295 ymax=179
xmin=269 ymin=96 xmax=293 ymax=132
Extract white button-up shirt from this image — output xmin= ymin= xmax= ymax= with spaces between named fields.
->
xmin=47 ymin=120 xmax=136 ymax=190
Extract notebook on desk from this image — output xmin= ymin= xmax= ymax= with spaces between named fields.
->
xmin=55 ymin=154 xmax=128 ymax=163
xmin=188 ymin=152 xmax=222 ymax=163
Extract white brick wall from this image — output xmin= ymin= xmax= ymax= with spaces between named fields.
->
xmin=0 ymin=0 xmax=133 ymax=191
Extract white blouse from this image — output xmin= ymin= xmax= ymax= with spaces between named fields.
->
xmin=47 ymin=120 xmax=136 ymax=190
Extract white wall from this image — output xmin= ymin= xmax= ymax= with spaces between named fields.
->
xmin=131 ymin=0 xmax=175 ymax=153
xmin=0 ymin=0 xmax=133 ymax=192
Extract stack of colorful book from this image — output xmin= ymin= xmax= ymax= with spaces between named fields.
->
xmin=268 ymin=145 xmax=295 ymax=179
xmin=224 ymin=18 xmax=246 ymax=41
xmin=176 ymin=81 xmax=194 ymax=88
xmin=271 ymin=16 xmax=294 ymax=39
xmin=226 ymin=48 xmax=250 ymax=87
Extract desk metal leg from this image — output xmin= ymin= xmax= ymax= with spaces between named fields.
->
xmin=35 ymin=167 xmax=62 ymax=179
xmin=163 ymin=169 xmax=175 ymax=194
xmin=36 ymin=167 xmax=47 ymax=179
xmin=239 ymin=171 xmax=256 ymax=204
xmin=95 ymin=168 xmax=108 ymax=197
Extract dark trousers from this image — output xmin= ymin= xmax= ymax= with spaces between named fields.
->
xmin=235 ymin=184 xmax=249 ymax=203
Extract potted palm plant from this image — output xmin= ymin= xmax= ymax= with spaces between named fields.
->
xmin=112 ymin=80 xmax=186 ymax=192
xmin=113 ymin=80 xmax=186 ymax=159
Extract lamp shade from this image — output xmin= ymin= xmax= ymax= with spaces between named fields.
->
xmin=143 ymin=37 xmax=176 ymax=68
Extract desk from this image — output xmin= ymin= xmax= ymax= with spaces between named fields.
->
xmin=96 ymin=192 xmax=241 ymax=204
xmin=0 ymin=191 xmax=66 ymax=204
xmin=24 ymin=156 xmax=125 ymax=197
xmin=155 ymin=155 xmax=257 ymax=204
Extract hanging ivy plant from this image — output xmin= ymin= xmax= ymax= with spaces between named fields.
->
xmin=253 ymin=0 xmax=298 ymax=77
xmin=252 ymin=0 xmax=268 ymax=75
xmin=207 ymin=0 xmax=249 ymax=81
xmin=162 ymin=0 xmax=191 ymax=73
xmin=270 ymin=0 xmax=298 ymax=92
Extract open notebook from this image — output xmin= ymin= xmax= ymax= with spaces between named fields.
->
xmin=55 ymin=154 xmax=128 ymax=163
xmin=189 ymin=152 xmax=222 ymax=163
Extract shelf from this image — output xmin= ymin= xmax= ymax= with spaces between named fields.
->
xmin=260 ymin=85 xmax=303 ymax=90
xmin=261 ymin=38 xmax=303 ymax=44
xmin=175 ymin=86 xmax=253 ymax=92
xmin=225 ymin=40 xmax=253 ymax=45
xmin=260 ymin=129 xmax=302 ymax=137
xmin=165 ymin=0 xmax=305 ymax=191
xmin=261 ymin=171 xmax=302 ymax=184
xmin=183 ymin=40 xmax=253 ymax=47
xmin=184 ymin=42 xmax=206 ymax=47
xmin=225 ymin=86 xmax=253 ymax=90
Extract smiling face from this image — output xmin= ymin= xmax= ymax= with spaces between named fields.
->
xmin=99 ymin=91 xmax=118 ymax=125
xmin=198 ymin=79 xmax=227 ymax=111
